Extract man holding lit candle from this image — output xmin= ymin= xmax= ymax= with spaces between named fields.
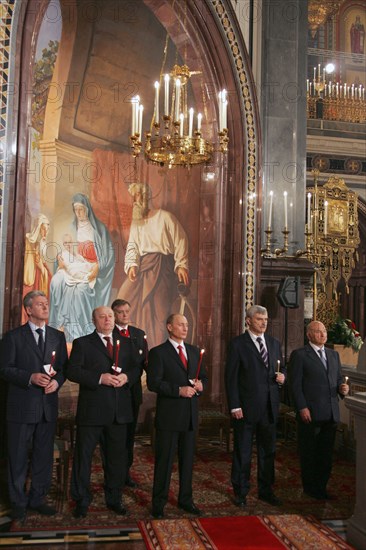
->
xmin=0 ymin=290 xmax=67 ymax=521
xmin=111 ymin=298 xmax=148 ymax=488
xmin=288 ymin=320 xmax=349 ymax=500
xmin=67 ymin=306 xmax=140 ymax=518
xmin=225 ymin=305 xmax=285 ymax=508
xmin=147 ymin=314 xmax=208 ymax=519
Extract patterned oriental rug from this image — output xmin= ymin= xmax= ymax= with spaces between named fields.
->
xmin=5 ymin=438 xmax=355 ymax=532
xmin=138 ymin=515 xmax=354 ymax=550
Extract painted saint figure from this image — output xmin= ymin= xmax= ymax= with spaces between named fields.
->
xmin=350 ymin=15 xmax=365 ymax=55
xmin=118 ymin=183 xmax=189 ymax=348
xmin=49 ymin=194 xmax=115 ymax=342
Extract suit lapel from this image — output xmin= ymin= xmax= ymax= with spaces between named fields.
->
xmin=165 ymin=340 xmax=187 ymax=372
xmin=244 ymin=331 xmax=267 ymax=367
xmin=90 ymin=330 xmax=113 ymax=360
xmin=23 ymin=323 xmax=44 ymax=362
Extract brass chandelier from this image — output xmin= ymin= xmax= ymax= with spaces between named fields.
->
xmin=130 ymin=63 xmax=228 ymax=169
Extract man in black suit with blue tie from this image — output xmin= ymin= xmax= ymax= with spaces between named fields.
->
xmin=147 ymin=314 xmax=207 ymax=519
xmin=288 ymin=320 xmax=349 ymax=500
xmin=225 ymin=305 xmax=285 ymax=508
xmin=67 ymin=306 xmax=140 ymax=518
xmin=0 ymin=290 xmax=67 ymax=521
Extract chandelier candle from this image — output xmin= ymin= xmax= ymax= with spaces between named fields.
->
xmin=154 ymin=81 xmax=159 ymax=123
xmin=268 ymin=191 xmax=273 ymax=230
xmin=164 ymin=74 xmax=170 ymax=116
xmin=175 ymin=79 xmax=181 ymax=121
xmin=284 ymin=191 xmax=288 ymax=229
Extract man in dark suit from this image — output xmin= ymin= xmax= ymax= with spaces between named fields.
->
xmin=288 ymin=320 xmax=349 ymax=500
xmin=111 ymin=298 xmax=147 ymax=488
xmin=0 ymin=290 xmax=67 ymax=521
xmin=147 ymin=313 xmax=207 ymax=519
xmin=67 ymin=306 xmax=140 ymax=518
xmin=225 ymin=305 xmax=285 ymax=508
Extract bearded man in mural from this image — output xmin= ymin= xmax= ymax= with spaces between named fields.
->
xmin=118 ymin=183 xmax=189 ymax=348
xmin=49 ymin=194 xmax=115 ymax=342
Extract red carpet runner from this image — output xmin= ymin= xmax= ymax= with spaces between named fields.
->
xmin=138 ymin=515 xmax=354 ymax=549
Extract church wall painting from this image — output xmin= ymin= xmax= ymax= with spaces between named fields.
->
xmin=21 ymin=0 xmax=222 ymax=381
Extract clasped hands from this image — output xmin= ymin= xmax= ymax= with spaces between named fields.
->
xmin=100 ymin=372 xmax=128 ymax=387
xmin=179 ymin=380 xmax=203 ymax=398
xmin=30 ymin=373 xmax=58 ymax=394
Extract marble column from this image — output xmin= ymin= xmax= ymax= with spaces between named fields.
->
xmin=345 ymin=392 xmax=366 ymax=549
xmin=260 ymin=0 xmax=308 ymax=253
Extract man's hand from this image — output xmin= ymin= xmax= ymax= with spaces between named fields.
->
xmin=128 ymin=266 xmax=138 ymax=282
xmin=179 ymin=385 xmax=197 ymax=398
xmin=193 ymin=379 xmax=203 ymax=393
xmin=339 ymin=383 xmax=349 ymax=396
xmin=44 ymin=379 xmax=59 ymax=394
xmin=176 ymin=267 xmax=189 ymax=286
xmin=276 ymin=372 xmax=285 ymax=385
xmin=100 ymin=373 xmax=128 ymax=387
xmin=231 ymin=408 xmax=244 ymax=420
xmin=31 ymin=373 xmax=51 ymax=387
xmin=299 ymin=407 xmax=311 ymax=423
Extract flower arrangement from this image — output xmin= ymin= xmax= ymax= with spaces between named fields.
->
xmin=327 ymin=317 xmax=364 ymax=352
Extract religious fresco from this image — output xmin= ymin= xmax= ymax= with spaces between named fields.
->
xmin=21 ymin=0 xmax=218 ymax=355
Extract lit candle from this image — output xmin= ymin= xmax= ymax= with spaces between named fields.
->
xmin=345 ymin=376 xmax=349 ymax=384
xmin=175 ymin=79 xmax=181 ymax=121
xmin=268 ymin=190 xmax=273 ymax=230
xmin=324 ymin=200 xmax=328 ymax=235
xmin=179 ymin=113 xmax=184 ymax=137
xmin=195 ymin=349 xmax=205 ymax=381
xmin=283 ymin=191 xmax=288 ymax=229
xmin=277 ymin=360 xmax=281 ymax=374
xmin=164 ymin=74 xmax=170 ymax=116
xmin=154 ymin=81 xmax=159 ymax=123
xmin=197 ymin=112 xmax=202 ymax=132
xmin=188 ymin=107 xmax=194 ymax=138
xmin=313 ymin=67 xmax=316 ymax=80
xmin=50 ymin=351 xmax=56 ymax=367
xmin=114 ymin=340 xmax=120 ymax=372
xmin=134 ymin=95 xmax=140 ymax=135
xmin=138 ymin=104 xmax=143 ymax=137
xmin=307 ymin=192 xmax=311 ymax=228
xmin=144 ymin=334 xmax=148 ymax=366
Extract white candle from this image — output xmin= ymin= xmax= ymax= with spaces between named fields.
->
xmin=307 ymin=192 xmax=311 ymax=228
xmin=131 ymin=95 xmax=139 ymax=135
xmin=218 ymin=91 xmax=222 ymax=131
xmin=307 ymin=79 xmax=309 ymax=93
xmin=284 ymin=191 xmax=288 ymax=229
xmin=131 ymin=98 xmax=135 ymax=135
xmin=135 ymin=95 xmax=140 ymax=135
xmin=313 ymin=67 xmax=316 ymax=80
xmin=154 ymin=81 xmax=159 ymax=123
xmin=268 ymin=191 xmax=273 ymax=230
xmin=175 ymin=79 xmax=181 ymax=122
xmin=324 ymin=200 xmax=328 ymax=235
xmin=221 ymin=89 xmax=227 ymax=130
xmin=179 ymin=113 xmax=184 ymax=137
xmin=164 ymin=74 xmax=170 ymax=116
xmin=188 ymin=108 xmax=194 ymax=138
xmin=318 ymin=64 xmax=321 ymax=79
xmin=336 ymin=83 xmax=339 ymax=97
xmin=197 ymin=112 xmax=202 ymax=132
xmin=138 ymin=104 xmax=143 ymax=137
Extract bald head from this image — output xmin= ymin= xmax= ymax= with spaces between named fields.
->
xmin=92 ymin=306 xmax=115 ymax=335
xmin=307 ymin=320 xmax=327 ymax=347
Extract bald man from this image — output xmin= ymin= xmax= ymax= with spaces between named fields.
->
xmin=67 ymin=306 xmax=140 ymax=518
xmin=288 ymin=320 xmax=349 ymax=500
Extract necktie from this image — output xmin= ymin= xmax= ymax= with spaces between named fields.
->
xmin=178 ymin=345 xmax=188 ymax=368
xmin=120 ymin=328 xmax=129 ymax=337
xmin=103 ymin=336 xmax=114 ymax=359
xmin=256 ymin=337 xmax=268 ymax=368
xmin=318 ymin=348 xmax=327 ymax=370
xmin=36 ymin=328 xmax=45 ymax=355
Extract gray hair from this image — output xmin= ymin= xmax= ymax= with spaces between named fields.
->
xmin=23 ymin=290 xmax=46 ymax=309
xmin=246 ymin=305 xmax=268 ymax=319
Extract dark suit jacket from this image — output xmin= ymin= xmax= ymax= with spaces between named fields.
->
xmin=66 ymin=330 xmax=140 ymax=426
xmin=0 ymin=323 xmax=67 ymax=423
xmin=288 ymin=344 xmax=343 ymax=423
xmin=147 ymin=340 xmax=208 ymax=432
xmin=225 ymin=332 xmax=284 ymax=423
xmin=113 ymin=325 xmax=147 ymax=407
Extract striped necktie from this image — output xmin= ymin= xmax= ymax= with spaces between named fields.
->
xmin=256 ymin=337 xmax=268 ymax=368
xmin=318 ymin=348 xmax=327 ymax=370
xmin=178 ymin=345 xmax=188 ymax=369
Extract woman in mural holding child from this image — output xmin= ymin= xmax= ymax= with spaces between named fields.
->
xmin=49 ymin=193 xmax=115 ymax=342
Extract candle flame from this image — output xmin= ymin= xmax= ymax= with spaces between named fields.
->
xmin=116 ymin=340 xmax=120 ymax=346
xmin=200 ymin=348 xmax=205 ymax=354
xmin=52 ymin=351 xmax=56 ymax=356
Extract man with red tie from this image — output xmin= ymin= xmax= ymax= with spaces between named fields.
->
xmin=111 ymin=299 xmax=147 ymax=487
xmin=67 ymin=306 xmax=140 ymax=518
xmin=147 ymin=314 xmax=208 ymax=519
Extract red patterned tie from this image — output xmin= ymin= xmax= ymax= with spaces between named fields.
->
xmin=103 ymin=336 xmax=113 ymax=359
xmin=178 ymin=345 xmax=188 ymax=368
